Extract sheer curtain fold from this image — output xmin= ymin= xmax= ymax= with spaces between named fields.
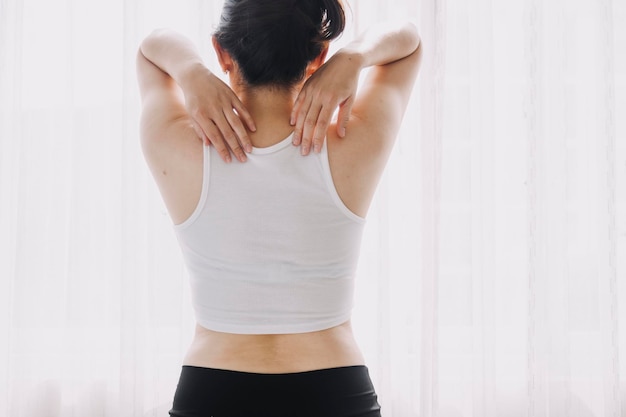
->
xmin=1 ymin=1 xmax=624 ymax=416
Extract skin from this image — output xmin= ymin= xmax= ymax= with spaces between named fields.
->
xmin=137 ymin=22 xmax=422 ymax=373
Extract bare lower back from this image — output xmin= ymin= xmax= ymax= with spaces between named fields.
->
xmin=182 ymin=320 xmax=365 ymax=373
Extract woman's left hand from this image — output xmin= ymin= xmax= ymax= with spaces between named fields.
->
xmin=290 ymin=52 xmax=361 ymax=155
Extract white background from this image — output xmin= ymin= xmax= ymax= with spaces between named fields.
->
xmin=1 ymin=0 xmax=625 ymax=416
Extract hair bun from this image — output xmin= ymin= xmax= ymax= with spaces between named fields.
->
xmin=214 ymin=0 xmax=345 ymax=87
xmin=294 ymin=0 xmax=345 ymax=41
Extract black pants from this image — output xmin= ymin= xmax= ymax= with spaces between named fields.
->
xmin=168 ymin=365 xmax=382 ymax=417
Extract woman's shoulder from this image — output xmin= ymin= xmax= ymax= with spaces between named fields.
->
xmin=141 ymin=113 xmax=202 ymax=176
xmin=324 ymin=119 xmax=394 ymax=218
xmin=141 ymin=115 xmax=205 ymax=225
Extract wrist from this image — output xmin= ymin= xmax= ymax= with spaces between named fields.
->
xmin=331 ymin=50 xmax=366 ymax=80
xmin=334 ymin=48 xmax=366 ymax=70
xmin=178 ymin=61 xmax=211 ymax=92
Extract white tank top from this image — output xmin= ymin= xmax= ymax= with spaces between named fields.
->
xmin=173 ymin=132 xmax=366 ymax=334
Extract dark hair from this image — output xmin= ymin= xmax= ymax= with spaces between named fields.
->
xmin=214 ymin=0 xmax=346 ymax=88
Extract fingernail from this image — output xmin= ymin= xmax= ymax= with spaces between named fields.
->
xmin=301 ymin=146 xmax=308 ymax=156
xmin=314 ymin=144 xmax=320 ymax=153
xmin=245 ymin=144 xmax=252 ymax=153
xmin=340 ymin=127 xmax=346 ymax=137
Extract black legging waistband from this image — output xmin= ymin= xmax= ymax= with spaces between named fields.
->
xmin=169 ymin=365 xmax=382 ymax=417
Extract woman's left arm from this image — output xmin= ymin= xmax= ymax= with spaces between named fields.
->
xmin=138 ymin=29 xmax=255 ymax=163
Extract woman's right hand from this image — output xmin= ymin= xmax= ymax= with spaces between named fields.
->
xmin=290 ymin=51 xmax=362 ymax=155
xmin=182 ymin=64 xmax=256 ymax=163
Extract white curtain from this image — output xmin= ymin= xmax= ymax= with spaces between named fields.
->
xmin=1 ymin=0 xmax=624 ymax=416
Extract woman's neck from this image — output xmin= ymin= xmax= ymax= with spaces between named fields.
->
xmin=234 ymin=85 xmax=299 ymax=148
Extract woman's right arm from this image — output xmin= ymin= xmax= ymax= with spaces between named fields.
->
xmin=291 ymin=21 xmax=421 ymax=155
xmin=138 ymin=29 xmax=255 ymax=163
